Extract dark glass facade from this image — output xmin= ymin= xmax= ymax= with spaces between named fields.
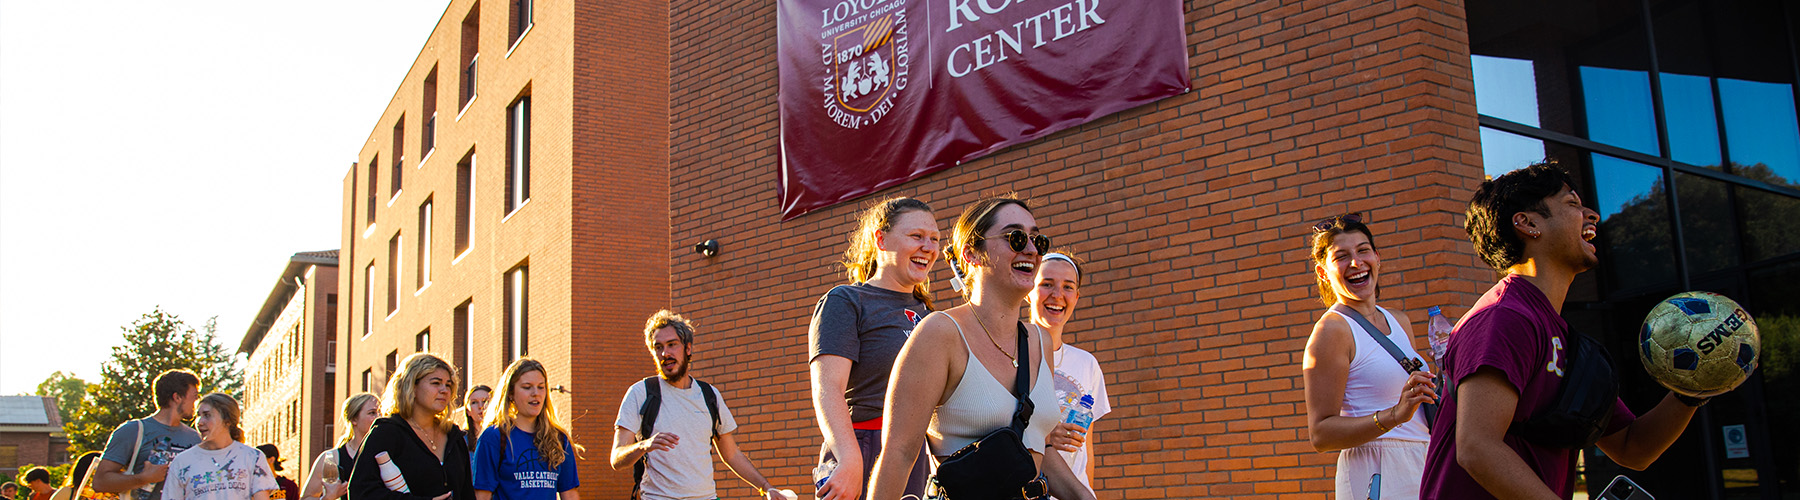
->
xmin=1468 ymin=0 xmax=1800 ymax=498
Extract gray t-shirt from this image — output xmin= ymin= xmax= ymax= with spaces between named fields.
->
xmin=101 ymin=417 xmax=202 ymax=500
xmin=807 ymin=283 xmax=929 ymax=422
xmin=614 ymin=378 xmax=739 ymax=500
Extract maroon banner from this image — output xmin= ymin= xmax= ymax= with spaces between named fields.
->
xmin=777 ymin=0 xmax=1189 ymax=219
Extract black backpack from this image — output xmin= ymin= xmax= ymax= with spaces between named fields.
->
xmin=630 ymin=376 xmax=721 ymax=500
xmin=1506 ymin=330 xmax=1620 ymax=449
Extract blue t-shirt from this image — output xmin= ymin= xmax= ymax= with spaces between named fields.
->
xmin=471 ymin=426 xmax=580 ymax=500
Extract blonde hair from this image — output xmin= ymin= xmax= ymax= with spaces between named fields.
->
xmin=198 ymin=393 xmax=245 ymax=443
xmin=380 ymin=353 xmax=458 ymax=431
xmin=842 ymin=197 xmax=937 ymax=310
xmin=482 ymin=358 xmax=582 ymax=468
xmin=337 ymin=393 xmax=379 ymax=446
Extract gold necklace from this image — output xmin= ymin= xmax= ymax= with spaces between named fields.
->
xmin=408 ymin=420 xmax=441 ymax=453
xmin=969 ymin=309 xmax=1017 ymax=367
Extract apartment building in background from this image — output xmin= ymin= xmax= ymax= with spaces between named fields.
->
xmin=240 ymin=250 xmax=338 ymax=483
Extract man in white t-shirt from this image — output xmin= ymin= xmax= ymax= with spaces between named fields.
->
xmin=610 ymin=310 xmax=787 ymax=500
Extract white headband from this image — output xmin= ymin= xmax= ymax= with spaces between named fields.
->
xmin=1043 ymin=253 xmax=1075 ymax=266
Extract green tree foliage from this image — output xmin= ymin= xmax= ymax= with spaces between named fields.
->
xmin=2 ymin=463 xmax=72 ymax=490
xmin=1599 ymin=163 xmax=1800 ymax=290
xmin=63 ymin=307 xmax=243 ymax=454
xmin=36 ymin=372 xmax=90 ymax=426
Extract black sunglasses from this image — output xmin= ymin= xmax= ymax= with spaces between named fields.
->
xmin=1311 ymin=213 xmax=1364 ymax=233
xmin=976 ymin=229 xmax=1051 ymax=254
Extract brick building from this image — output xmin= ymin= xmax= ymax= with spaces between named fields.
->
xmin=240 ymin=250 xmax=339 ymax=483
xmin=336 ymin=0 xmax=668 ymax=496
xmin=339 ymin=0 xmax=1800 ymax=498
xmin=667 ymin=0 xmax=1800 ymax=499
xmin=0 ymin=396 xmax=68 ymax=478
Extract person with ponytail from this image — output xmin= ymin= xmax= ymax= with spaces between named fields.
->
xmin=867 ymin=195 xmax=1093 ymax=500
xmin=300 ymin=393 xmax=379 ymax=500
xmin=472 ymin=358 xmax=581 ymax=500
xmin=460 ymin=386 xmax=492 ymax=453
xmin=808 ymin=197 xmax=939 ymax=500
xmin=162 ymin=393 xmax=279 ymax=500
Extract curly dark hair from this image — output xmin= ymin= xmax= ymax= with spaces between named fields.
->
xmin=1465 ymin=162 xmax=1578 ymax=273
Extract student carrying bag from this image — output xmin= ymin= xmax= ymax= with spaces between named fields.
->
xmin=931 ymin=323 xmax=1047 ymax=500
xmin=629 ymin=377 xmax=721 ymax=500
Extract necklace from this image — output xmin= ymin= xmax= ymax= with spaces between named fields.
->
xmin=969 ymin=309 xmax=1017 ymax=367
xmin=408 ymin=421 xmax=441 ymax=454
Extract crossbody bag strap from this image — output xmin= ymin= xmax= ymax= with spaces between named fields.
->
xmin=1008 ymin=322 xmax=1035 ymax=432
xmin=1332 ymin=305 xmax=1421 ymax=374
xmin=129 ymin=418 xmax=145 ymax=474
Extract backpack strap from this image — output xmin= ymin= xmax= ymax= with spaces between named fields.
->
xmin=1330 ymin=305 xmax=1424 ymax=373
xmin=695 ymin=380 xmax=721 ymax=440
xmin=631 ymin=377 xmax=662 ymax=499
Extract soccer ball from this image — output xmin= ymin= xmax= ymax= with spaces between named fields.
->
xmin=1639 ymin=292 xmax=1760 ymax=398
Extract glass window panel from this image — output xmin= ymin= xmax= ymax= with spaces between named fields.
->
xmin=1473 ymin=55 xmax=1541 ymax=126
xmin=1735 ymin=185 xmax=1800 ymax=263
xmin=1672 ymin=172 xmax=1738 ymax=274
xmin=1479 ymin=126 xmax=1546 ymax=179
xmin=1581 ymin=66 xmax=1661 ymax=156
xmin=1718 ymin=78 xmax=1800 ymax=184
xmin=1659 ymin=73 xmax=1723 ymax=168
xmin=1592 ymin=153 xmax=1676 ymax=291
xmin=1745 ymin=260 xmax=1800 ymax=497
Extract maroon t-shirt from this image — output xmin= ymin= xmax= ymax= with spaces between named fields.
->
xmin=1421 ymin=275 xmax=1635 ymax=499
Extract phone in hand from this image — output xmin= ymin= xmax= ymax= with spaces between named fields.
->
xmin=1598 ymin=475 xmax=1654 ymax=500
xmin=1366 ymin=473 xmax=1381 ymax=500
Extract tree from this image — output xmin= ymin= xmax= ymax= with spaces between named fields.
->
xmin=36 ymin=372 xmax=90 ymax=426
xmin=63 ymin=307 xmax=243 ymax=454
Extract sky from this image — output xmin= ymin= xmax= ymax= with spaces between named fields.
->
xmin=0 ymin=1 xmax=451 ymax=395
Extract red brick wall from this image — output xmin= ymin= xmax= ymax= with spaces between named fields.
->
xmin=668 ymin=0 xmax=1489 ymax=498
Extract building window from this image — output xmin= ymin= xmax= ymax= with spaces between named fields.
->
xmin=456 ymin=152 xmax=474 ymax=256
xmin=361 ymin=368 xmax=372 ymax=392
xmin=387 ymin=234 xmax=401 ymax=315
xmin=503 ymin=264 xmax=528 ymax=365
xmin=391 ymin=118 xmax=405 ymax=198
xmin=460 ymin=5 xmax=480 ymax=110
xmin=423 ymin=68 xmax=438 ymax=158
xmin=510 ymin=0 xmax=532 ymax=46
xmin=417 ymin=329 xmax=430 ymax=353
xmin=505 ymin=96 xmax=530 ymax=215
xmin=326 ymin=293 xmax=338 ymax=371
xmin=385 ymin=350 xmax=398 ymax=385
xmin=366 ymin=157 xmax=379 ymax=225
xmin=454 ymin=299 xmax=472 ymax=391
xmin=363 ymin=263 xmax=374 ymax=337
xmin=418 ymin=198 xmax=432 ymax=290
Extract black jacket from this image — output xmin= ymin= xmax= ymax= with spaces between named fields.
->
xmin=348 ymin=416 xmax=473 ymax=500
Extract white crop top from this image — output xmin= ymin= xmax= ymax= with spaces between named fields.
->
xmin=927 ymin=314 xmax=1062 ymax=456
xmin=1330 ymin=305 xmax=1430 ymax=442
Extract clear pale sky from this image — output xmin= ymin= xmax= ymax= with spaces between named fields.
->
xmin=1 ymin=1 xmax=450 ymax=394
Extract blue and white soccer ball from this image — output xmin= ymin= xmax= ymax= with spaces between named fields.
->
xmin=1639 ymin=291 xmax=1760 ymax=398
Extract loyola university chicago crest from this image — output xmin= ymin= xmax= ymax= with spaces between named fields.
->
xmin=820 ymin=0 xmax=912 ymax=129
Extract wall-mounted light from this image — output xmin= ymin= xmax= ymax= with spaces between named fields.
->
xmin=551 ymin=384 xmax=573 ymax=394
xmin=694 ymin=239 xmax=720 ymax=257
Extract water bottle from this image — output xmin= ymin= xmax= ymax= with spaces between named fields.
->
xmin=374 ymin=452 xmax=410 ymax=493
xmin=1428 ymin=306 xmax=1453 ymax=365
xmin=1063 ymin=394 xmax=1095 ymax=430
xmin=812 ymin=458 xmax=837 ymax=491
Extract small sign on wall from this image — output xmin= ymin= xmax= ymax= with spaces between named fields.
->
xmin=1723 ymin=424 xmax=1749 ymax=459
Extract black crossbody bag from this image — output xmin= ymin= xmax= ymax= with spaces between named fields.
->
xmin=1508 ymin=329 xmax=1619 ymax=449
xmin=1331 ymin=305 xmax=1440 ymax=427
xmin=933 ymin=322 xmax=1047 ymax=500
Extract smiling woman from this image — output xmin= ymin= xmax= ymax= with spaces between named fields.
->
xmin=162 ymin=393 xmax=279 ymax=500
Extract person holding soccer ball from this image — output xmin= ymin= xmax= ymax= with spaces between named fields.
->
xmin=1420 ymin=162 xmax=1726 ymax=500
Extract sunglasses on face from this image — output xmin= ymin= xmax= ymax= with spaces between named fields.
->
xmin=977 ymin=229 xmax=1051 ymax=254
xmin=1311 ymin=213 xmax=1363 ymax=233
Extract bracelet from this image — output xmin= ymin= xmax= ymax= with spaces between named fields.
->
xmin=1371 ymin=411 xmax=1392 ymax=432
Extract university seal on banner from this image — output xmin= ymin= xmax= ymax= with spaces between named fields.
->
xmin=820 ymin=0 xmax=911 ymax=130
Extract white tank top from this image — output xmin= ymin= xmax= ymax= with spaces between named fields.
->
xmin=927 ymin=314 xmax=1061 ymax=456
xmin=1330 ymin=306 xmax=1430 ymax=442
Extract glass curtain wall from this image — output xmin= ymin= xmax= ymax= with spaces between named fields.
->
xmin=1466 ymin=0 xmax=1800 ymax=498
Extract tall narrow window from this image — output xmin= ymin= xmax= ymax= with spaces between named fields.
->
xmin=391 ymin=118 xmax=405 ymax=198
xmin=505 ymin=96 xmax=530 ymax=215
xmin=453 ymin=300 xmax=472 ymax=390
xmin=460 ymin=6 xmax=480 ymax=109
xmin=503 ymin=265 xmax=528 ymax=364
xmin=387 ymin=234 xmax=400 ymax=315
xmin=385 ymin=351 xmax=398 ymax=384
xmin=509 ymin=0 xmax=533 ymax=46
xmin=456 ymin=152 xmax=474 ymax=255
xmin=416 ymin=329 xmax=431 ymax=353
xmin=362 ymin=263 xmax=374 ymax=337
xmin=326 ymin=294 xmax=338 ymax=371
xmin=361 ymin=368 xmax=372 ymax=392
xmin=422 ymin=68 xmax=438 ymax=158
xmin=418 ymin=198 xmax=432 ymax=289
xmin=366 ymin=158 xmax=379 ymax=225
